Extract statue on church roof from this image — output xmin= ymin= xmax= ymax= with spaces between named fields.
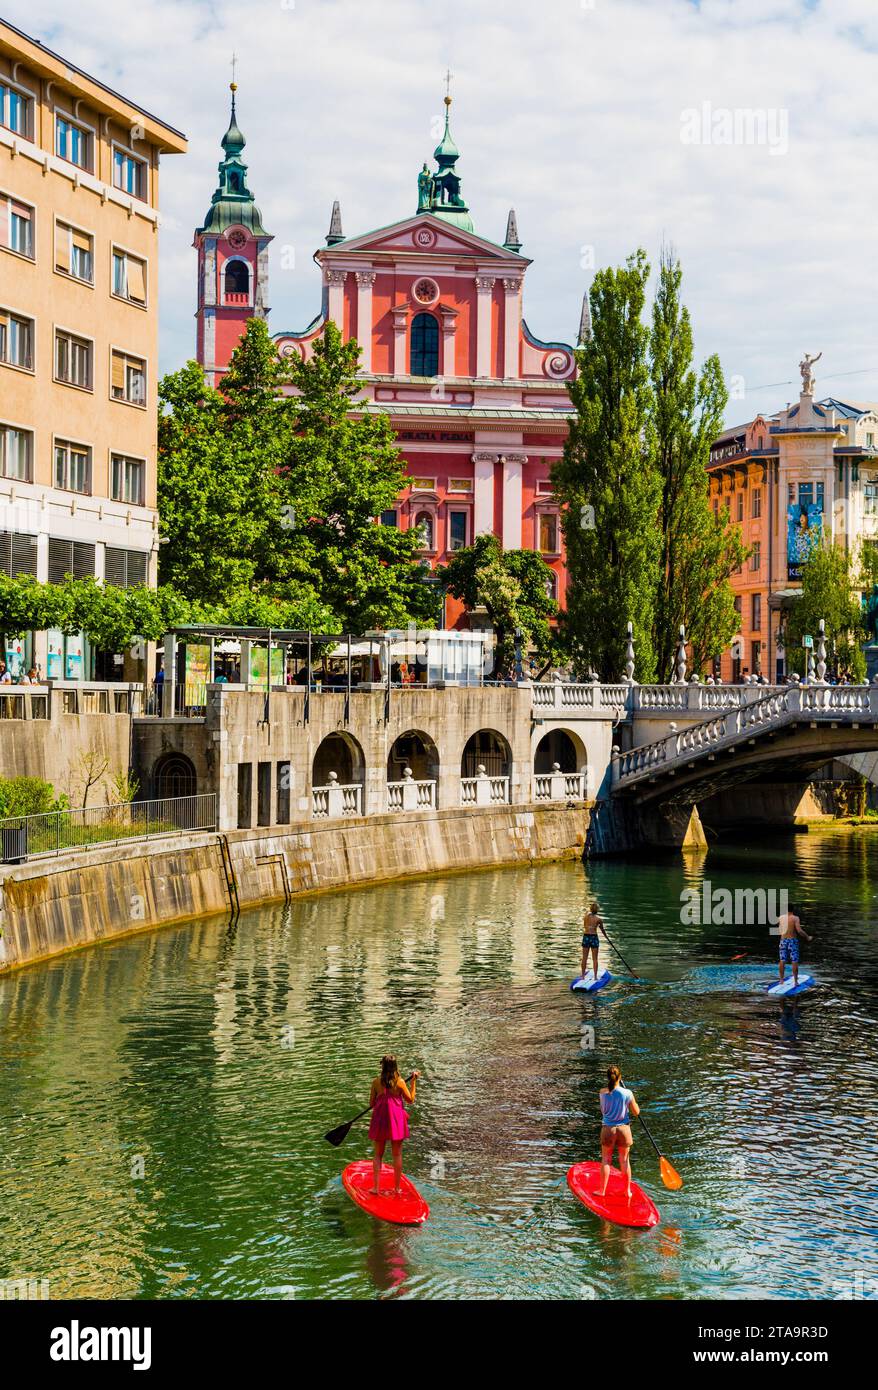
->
xmin=417 ymin=164 xmax=435 ymax=212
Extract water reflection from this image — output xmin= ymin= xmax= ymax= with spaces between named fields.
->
xmin=0 ymin=834 xmax=876 ymax=1299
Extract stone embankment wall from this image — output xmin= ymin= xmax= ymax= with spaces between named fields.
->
xmin=0 ymin=802 xmax=589 ymax=975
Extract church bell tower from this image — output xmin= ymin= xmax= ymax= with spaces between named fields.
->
xmin=194 ymin=79 xmax=272 ymax=387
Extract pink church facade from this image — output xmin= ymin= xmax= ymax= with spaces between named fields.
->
xmin=195 ymin=91 xmax=579 ymax=626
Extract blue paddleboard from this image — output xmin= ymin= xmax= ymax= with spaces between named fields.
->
xmin=571 ymin=969 xmax=612 ymax=994
xmin=764 ymin=973 xmax=813 ymax=997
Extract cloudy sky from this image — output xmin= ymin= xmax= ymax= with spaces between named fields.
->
xmin=8 ymin=0 xmax=878 ymax=423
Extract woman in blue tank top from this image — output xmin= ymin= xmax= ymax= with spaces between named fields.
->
xmin=599 ymin=1064 xmax=640 ymax=1198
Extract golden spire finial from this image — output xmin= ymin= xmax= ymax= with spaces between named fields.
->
xmin=444 ymin=67 xmax=453 ymax=106
xmin=230 ymin=51 xmax=238 ymax=93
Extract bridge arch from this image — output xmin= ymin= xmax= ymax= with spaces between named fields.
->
xmin=461 ymin=729 xmax=512 ymax=779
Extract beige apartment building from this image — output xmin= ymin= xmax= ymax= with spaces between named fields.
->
xmin=0 ymin=19 xmax=185 ymax=679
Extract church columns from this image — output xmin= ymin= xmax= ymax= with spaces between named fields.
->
xmin=500 ymin=452 xmax=526 ymax=548
xmin=474 ymin=276 xmax=495 ymax=378
xmin=355 ymin=271 xmax=376 ymax=371
xmin=440 ymin=305 xmax=458 ymax=378
xmin=472 ymin=451 xmax=497 ymax=536
xmin=502 ymin=278 xmax=521 ymax=379
xmin=392 ymin=303 xmax=410 ymax=375
xmin=325 ymin=268 xmax=347 ymax=329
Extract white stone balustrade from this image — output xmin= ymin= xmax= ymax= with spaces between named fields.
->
xmin=312 ymin=772 xmax=364 ymax=818
xmin=460 ymin=765 xmax=511 ymax=806
xmin=613 ymin=683 xmax=878 ymax=789
xmin=387 ymin=769 xmax=437 ymax=812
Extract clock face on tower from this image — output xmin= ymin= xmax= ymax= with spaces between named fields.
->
xmin=228 ymin=229 xmax=247 ymax=249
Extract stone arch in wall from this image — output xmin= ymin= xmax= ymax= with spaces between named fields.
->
xmin=461 ymin=729 xmax=512 ymax=779
xmin=152 ymin=752 xmax=197 ymax=799
xmin=224 ymin=257 xmax=250 ymax=296
xmin=387 ymin=729 xmax=440 ymax=784
xmin=312 ymin=732 xmax=365 ymax=787
xmin=534 ymin=728 xmax=587 ymax=774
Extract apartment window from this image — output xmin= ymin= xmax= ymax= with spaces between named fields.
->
xmin=113 ymin=146 xmax=147 ymax=199
xmin=111 ymin=453 xmax=146 ymax=506
xmin=380 ymin=509 xmax=397 ymax=527
xmin=104 ymin=547 xmax=148 ymax=588
xmin=0 ymin=194 xmax=34 ymax=258
xmin=539 ymin=513 xmax=559 ymax=554
xmin=752 ymin=593 xmax=762 ymax=631
xmin=56 ymin=115 xmax=92 ymax=171
xmin=55 ymin=221 xmax=94 ymax=284
xmin=0 ymin=309 xmax=34 ymax=370
xmin=112 ymin=248 xmax=147 ymax=304
xmin=55 ymin=330 xmax=93 ymax=390
xmin=54 ymin=439 xmax=91 ymax=495
xmin=47 ymin=538 xmax=95 ymax=584
xmin=736 ymin=491 xmax=744 ymax=522
xmin=867 ymin=432 xmax=875 ymax=449
xmin=545 ymin=569 xmax=558 ymax=601
xmin=448 ymin=510 xmax=468 ymax=552
xmin=751 ymin=488 xmax=762 ymax=519
xmin=0 ymin=424 xmax=32 ymax=480
xmin=734 ymin=595 xmax=742 ymax=616
xmin=0 ymin=80 xmax=32 ymax=137
xmin=0 ymin=530 xmax=38 ymax=577
xmin=750 ymin=541 xmax=761 ymax=572
xmin=865 ymin=484 xmax=878 ymax=518
xmin=111 ymin=350 xmax=146 ymax=406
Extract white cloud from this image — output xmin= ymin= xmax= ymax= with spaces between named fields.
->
xmin=8 ymin=0 xmax=878 ymax=421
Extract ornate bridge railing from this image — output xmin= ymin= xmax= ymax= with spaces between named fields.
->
xmin=612 ymin=684 xmax=878 ymax=791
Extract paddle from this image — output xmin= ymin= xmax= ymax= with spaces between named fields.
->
xmin=324 ymin=1072 xmax=416 ymax=1148
xmin=597 ymin=922 xmax=639 ymax=978
xmin=637 ymin=1112 xmax=683 ymax=1190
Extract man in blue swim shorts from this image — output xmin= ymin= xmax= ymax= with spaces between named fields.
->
xmin=777 ymin=905 xmax=812 ymax=988
xmin=581 ymin=900 xmax=604 ymax=980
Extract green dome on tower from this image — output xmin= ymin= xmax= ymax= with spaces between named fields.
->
xmin=197 ymin=84 xmax=268 ymax=237
xmin=416 ymin=90 xmax=473 ymax=233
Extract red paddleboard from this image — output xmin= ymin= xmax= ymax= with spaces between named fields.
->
xmin=567 ymin=1161 xmax=660 ymax=1229
xmin=341 ymin=1161 xmax=429 ymax=1226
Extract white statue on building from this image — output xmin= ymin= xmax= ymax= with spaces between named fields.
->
xmin=799 ymin=351 xmax=822 ymax=396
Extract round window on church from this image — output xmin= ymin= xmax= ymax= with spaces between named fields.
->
xmin=412 ymin=277 xmax=439 ymax=307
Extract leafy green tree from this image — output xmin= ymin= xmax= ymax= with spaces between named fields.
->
xmin=440 ymin=534 xmax=559 ymax=676
xmin=0 ymin=776 xmax=65 ymax=819
xmin=279 ymin=322 xmax=438 ymax=630
xmin=649 ymin=249 xmax=747 ymax=678
xmin=785 ymin=537 xmax=867 ymax=680
xmin=553 ymin=250 xmax=660 ymax=681
xmin=157 ymin=359 xmax=278 ymax=605
xmin=157 ymin=320 xmax=437 ymax=631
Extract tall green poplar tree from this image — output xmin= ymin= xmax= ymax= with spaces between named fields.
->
xmin=553 ymin=251 xmax=660 ymax=681
xmin=649 ymin=249 xmax=746 ymax=679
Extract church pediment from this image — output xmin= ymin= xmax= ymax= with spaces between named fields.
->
xmin=320 ymin=214 xmax=529 ymax=266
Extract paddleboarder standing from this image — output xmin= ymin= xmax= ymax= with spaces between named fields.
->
xmin=776 ymin=905 xmax=812 ymax=989
xmin=368 ymin=1055 xmax=420 ymax=1198
xmin=581 ymin=901 xmax=603 ymax=980
xmin=598 ymin=1065 xmax=640 ymax=1200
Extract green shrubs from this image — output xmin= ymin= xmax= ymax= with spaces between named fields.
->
xmin=0 ymin=776 xmax=67 ymax=820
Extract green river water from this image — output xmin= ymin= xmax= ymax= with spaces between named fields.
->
xmin=1 ymin=830 xmax=876 ymax=1300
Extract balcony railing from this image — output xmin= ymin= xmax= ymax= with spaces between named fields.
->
xmin=387 ymin=778 xmax=436 ymax=812
xmin=311 ymin=779 xmax=364 ymax=818
xmin=460 ymin=773 xmax=511 ymax=806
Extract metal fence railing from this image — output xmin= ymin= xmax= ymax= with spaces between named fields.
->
xmin=0 ymin=793 xmax=218 ymax=864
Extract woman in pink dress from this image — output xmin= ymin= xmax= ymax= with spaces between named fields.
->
xmin=368 ymin=1054 xmax=420 ymax=1196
